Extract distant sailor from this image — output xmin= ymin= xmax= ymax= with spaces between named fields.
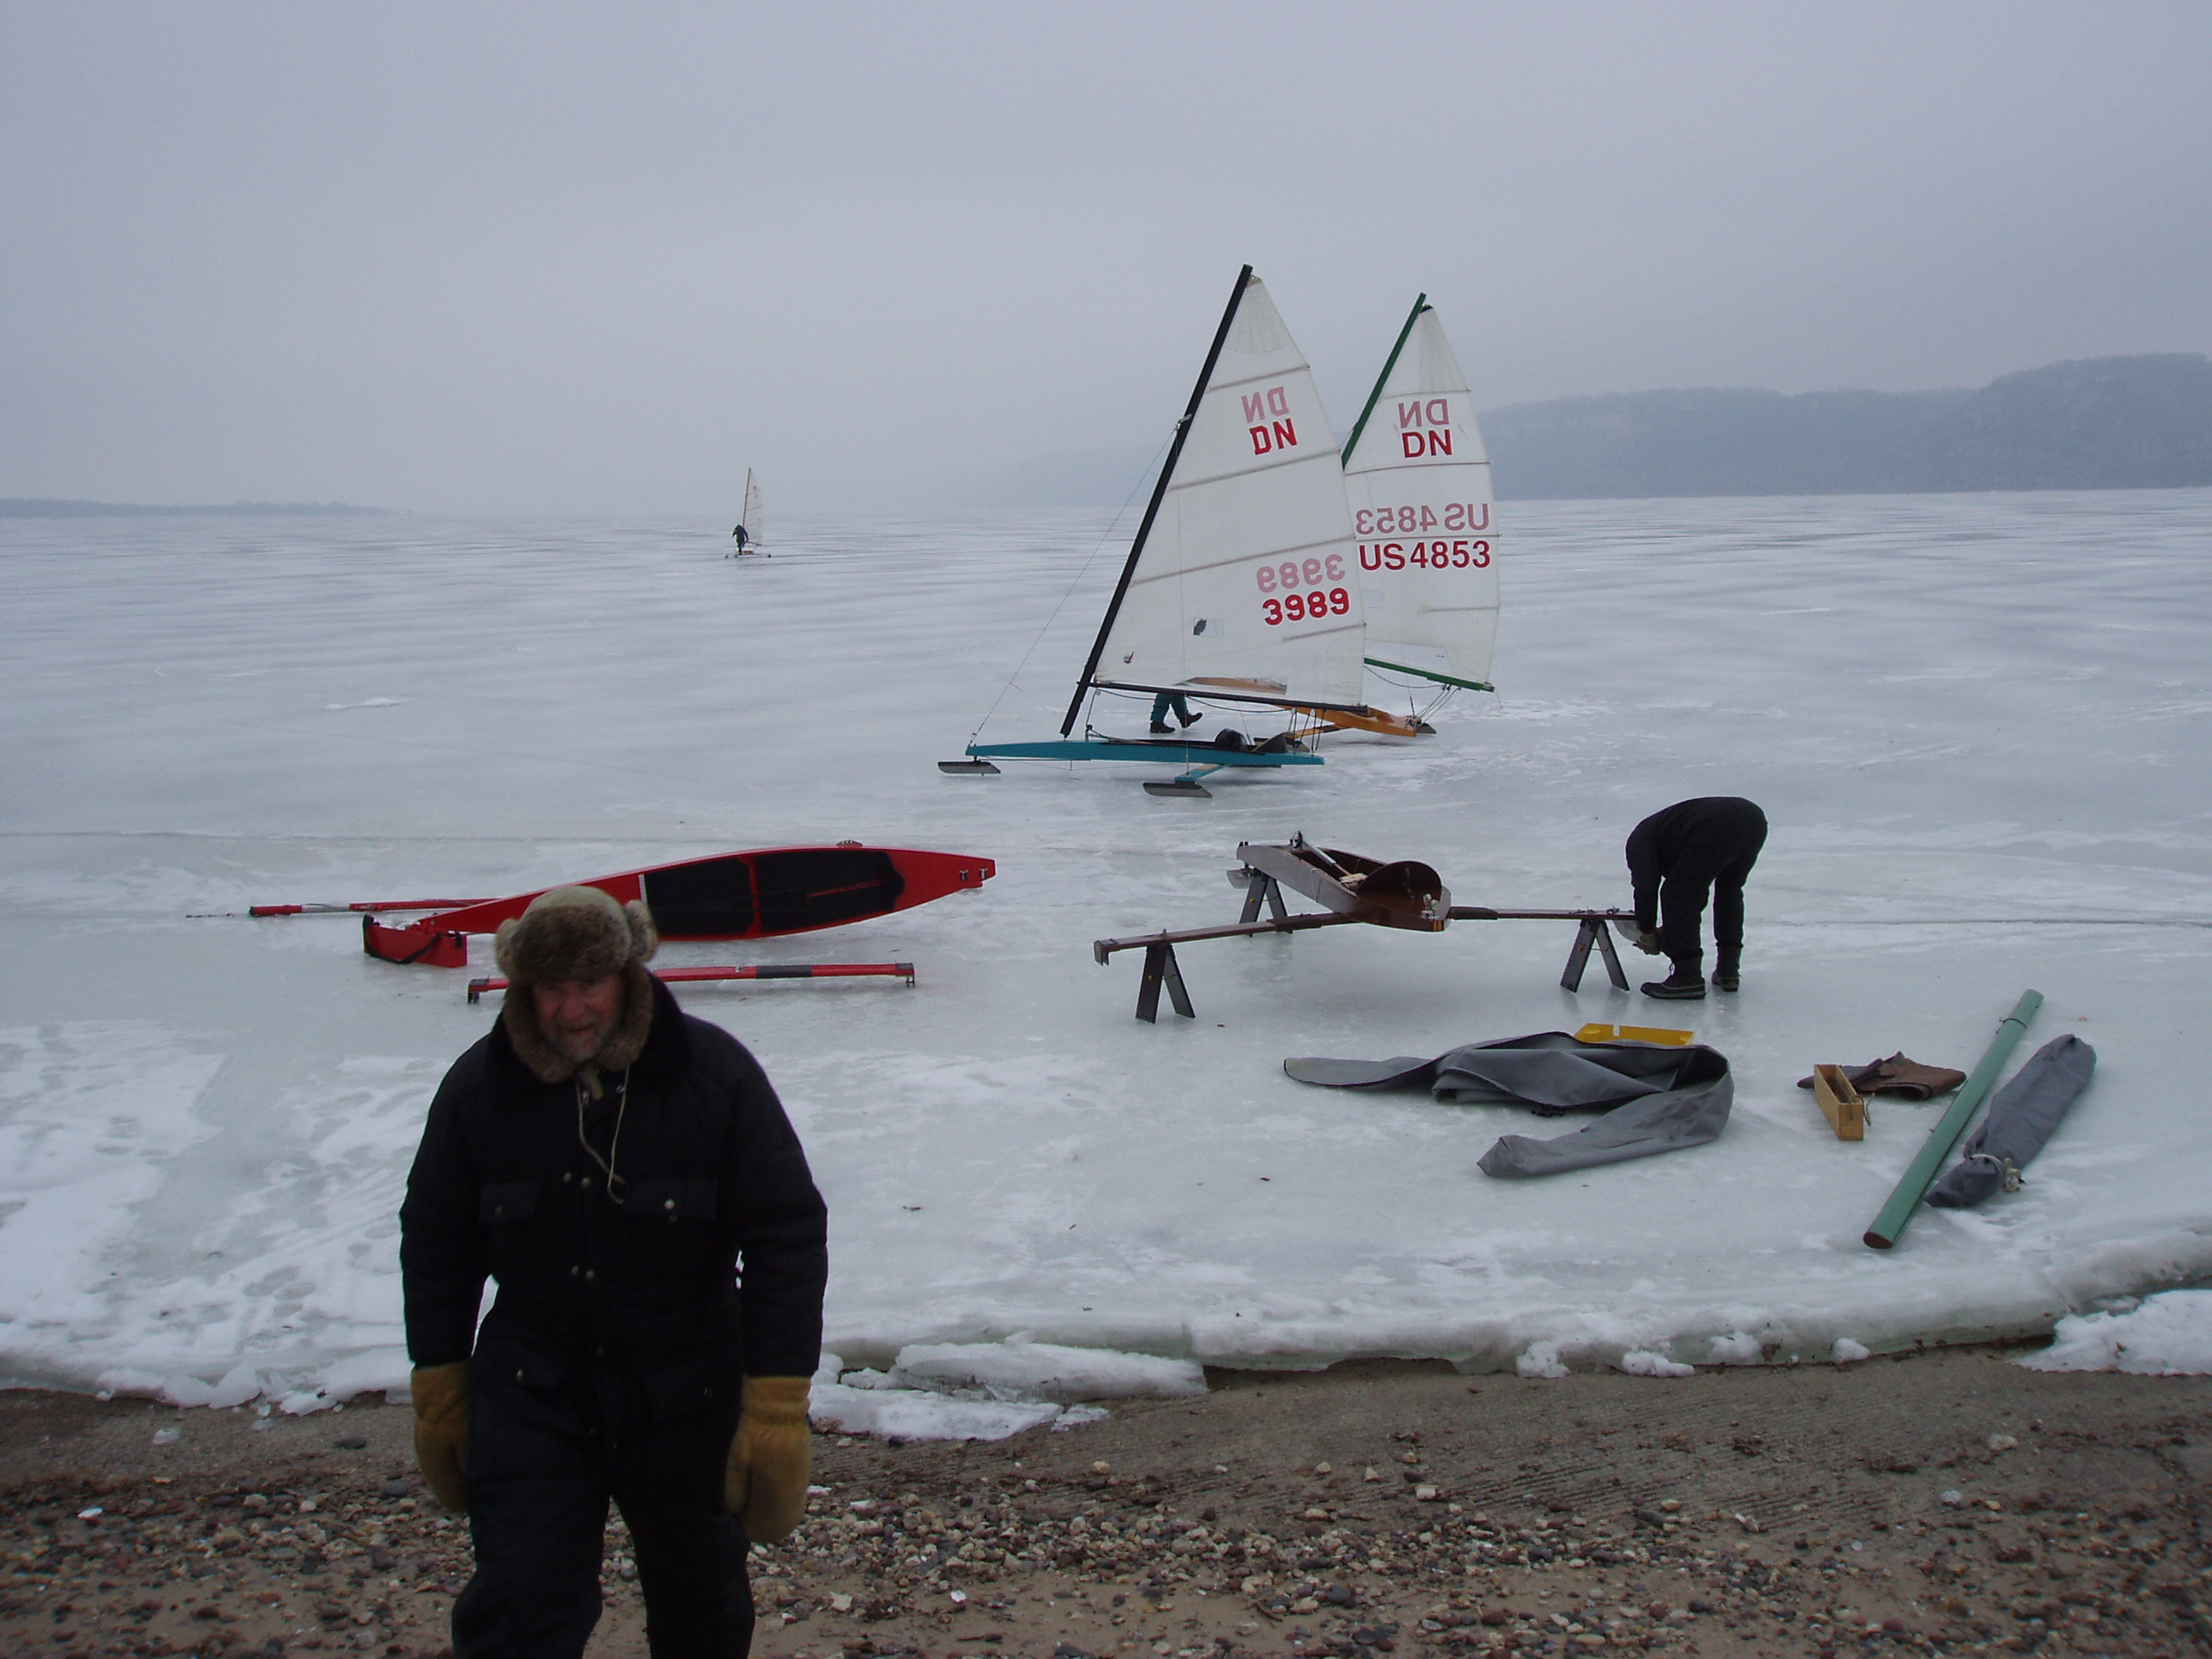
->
xmin=1148 ymin=691 xmax=1204 ymax=734
xmin=1624 ymin=797 xmax=1768 ymax=1000
xmin=730 ymin=523 xmax=749 ymax=554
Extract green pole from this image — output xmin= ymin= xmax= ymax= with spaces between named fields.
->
xmin=1341 ymin=294 xmax=1427 ymax=466
xmin=1863 ymin=989 xmax=2043 ymax=1249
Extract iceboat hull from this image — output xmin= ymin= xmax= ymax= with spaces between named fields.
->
xmin=963 ymin=738 xmax=1321 ymax=769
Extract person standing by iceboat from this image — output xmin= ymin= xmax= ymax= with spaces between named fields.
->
xmin=1624 ymin=798 xmax=1769 ymax=999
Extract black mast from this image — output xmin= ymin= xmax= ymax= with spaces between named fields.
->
xmin=1059 ymin=264 xmax=1254 ymax=738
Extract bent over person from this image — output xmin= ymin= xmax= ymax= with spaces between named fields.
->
xmin=1624 ymin=797 xmax=1769 ymax=1000
xmin=400 ymin=886 xmax=829 ymax=1657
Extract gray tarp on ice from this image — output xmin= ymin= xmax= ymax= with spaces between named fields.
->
xmin=1285 ymin=1032 xmax=1732 ymax=1179
xmin=1925 ymin=1033 xmax=2096 ymax=1208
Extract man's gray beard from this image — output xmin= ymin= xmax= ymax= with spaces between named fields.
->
xmin=550 ymin=1027 xmax=609 ymax=1065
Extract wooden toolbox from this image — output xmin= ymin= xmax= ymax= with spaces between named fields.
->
xmin=1810 ymin=1064 xmax=1866 ymax=1141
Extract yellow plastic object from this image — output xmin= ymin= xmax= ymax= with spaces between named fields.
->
xmin=1573 ymin=1022 xmax=1694 ymax=1046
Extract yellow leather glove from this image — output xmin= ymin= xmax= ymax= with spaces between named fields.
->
xmin=723 ymin=1375 xmax=811 ymax=1542
xmin=410 ymin=1362 xmax=472 ymax=1513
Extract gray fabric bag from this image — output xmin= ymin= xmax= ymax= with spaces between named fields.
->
xmin=1925 ymin=1033 xmax=2095 ymax=1208
xmin=1286 ymin=1031 xmax=1732 ymax=1179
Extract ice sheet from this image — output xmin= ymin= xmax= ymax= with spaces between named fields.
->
xmin=3 ymin=493 xmax=2209 ymax=1406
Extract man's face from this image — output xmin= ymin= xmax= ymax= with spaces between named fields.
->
xmin=532 ymin=974 xmax=625 ymax=1065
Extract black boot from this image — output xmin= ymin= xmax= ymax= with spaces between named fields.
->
xmin=1713 ymin=963 xmax=1740 ymax=992
xmin=1150 ymin=721 xmax=1174 ymax=734
xmin=1642 ymin=969 xmax=1707 ymax=1000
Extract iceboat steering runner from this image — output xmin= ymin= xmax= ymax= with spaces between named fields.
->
xmin=939 ymin=266 xmax=1377 ymax=798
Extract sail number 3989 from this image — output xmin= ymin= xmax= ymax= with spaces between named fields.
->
xmin=1262 ymin=588 xmax=1351 ymax=626
xmin=1255 ymin=556 xmax=1351 ymax=628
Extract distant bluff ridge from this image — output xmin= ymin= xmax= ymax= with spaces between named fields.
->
xmin=1484 ymin=353 xmax=2212 ymax=499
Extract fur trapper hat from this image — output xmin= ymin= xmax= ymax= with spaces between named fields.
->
xmin=494 ymin=886 xmax=658 ymax=987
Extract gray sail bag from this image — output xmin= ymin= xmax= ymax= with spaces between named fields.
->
xmin=1925 ymin=1033 xmax=2095 ymax=1208
xmin=1286 ymin=1031 xmax=1732 ymax=1179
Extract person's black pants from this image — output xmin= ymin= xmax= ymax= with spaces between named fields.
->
xmin=1658 ymin=804 xmax=1767 ymax=977
xmin=454 ymin=1358 xmax=752 ymax=1658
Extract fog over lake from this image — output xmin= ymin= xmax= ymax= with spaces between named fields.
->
xmin=3 ymin=4 xmax=2209 ymax=514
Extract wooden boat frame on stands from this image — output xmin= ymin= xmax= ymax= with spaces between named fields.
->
xmin=1091 ymin=835 xmax=1638 ymax=1021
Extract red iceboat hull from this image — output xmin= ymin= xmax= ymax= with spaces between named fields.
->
xmin=363 ymin=845 xmax=994 ymax=966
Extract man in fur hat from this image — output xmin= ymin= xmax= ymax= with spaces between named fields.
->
xmin=400 ymin=886 xmax=828 ymax=1657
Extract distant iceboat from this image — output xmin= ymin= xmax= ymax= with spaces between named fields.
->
xmin=941 ymin=265 xmax=1376 ymax=798
xmin=728 ymin=468 xmax=766 ymax=556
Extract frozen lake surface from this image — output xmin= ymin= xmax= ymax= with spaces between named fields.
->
xmin=3 ymin=490 xmax=2209 ymax=1410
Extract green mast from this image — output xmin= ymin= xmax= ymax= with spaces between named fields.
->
xmin=1340 ymin=293 xmax=1427 ymax=466
xmin=1863 ymin=989 xmax=2043 ymax=1250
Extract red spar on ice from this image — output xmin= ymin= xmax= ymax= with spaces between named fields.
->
xmin=467 ymin=963 xmax=918 ymax=1003
xmin=246 ymin=899 xmax=489 ymax=917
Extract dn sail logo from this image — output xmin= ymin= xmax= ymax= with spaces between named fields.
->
xmin=1399 ymin=399 xmax=1453 ymax=459
xmin=1243 ymin=387 xmax=1299 ymax=455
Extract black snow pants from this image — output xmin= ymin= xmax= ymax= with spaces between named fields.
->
xmin=1655 ymin=802 xmax=1767 ymax=978
xmin=454 ymin=1357 xmax=752 ymax=1659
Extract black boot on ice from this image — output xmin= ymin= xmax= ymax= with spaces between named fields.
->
xmin=1643 ymin=970 xmax=1707 ymax=1000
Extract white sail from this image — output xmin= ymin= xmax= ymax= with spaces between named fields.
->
xmin=1090 ymin=274 xmax=1369 ymax=714
xmin=1340 ymin=301 xmax=1497 ymax=690
xmin=741 ymin=469 xmax=763 ymax=546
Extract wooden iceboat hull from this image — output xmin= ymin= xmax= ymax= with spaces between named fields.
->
xmin=1236 ymin=838 xmax=1449 ymax=931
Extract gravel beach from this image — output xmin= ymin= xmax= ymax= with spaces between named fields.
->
xmin=3 ymin=1346 xmax=2206 ymax=1658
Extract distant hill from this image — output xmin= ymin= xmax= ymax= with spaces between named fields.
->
xmin=1480 ymin=387 xmax=1971 ymax=499
xmin=1484 ymin=354 xmax=2212 ymax=499
xmin=0 ymin=499 xmax=389 ymax=518
xmin=1901 ymin=355 xmax=2212 ymax=491
xmin=950 ymin=353 xmax=2212 ymax=508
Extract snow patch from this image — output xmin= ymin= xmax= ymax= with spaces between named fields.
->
xmin=1708 ymin=1332 xmax=1766 ymax=1365
xmin=891 ymin=1336 xmax=1205 ymax=1402
xmin=2017 ymin=1290 xmax=2212 ymax=1375
xmin=1516 ymin=1341 xmax=1568 ymax=1379
xmin=1618 ymin=1350 xmax=1695 ymax=1378
xmin=807 ymin=1342 xmax=1203 ymax=1442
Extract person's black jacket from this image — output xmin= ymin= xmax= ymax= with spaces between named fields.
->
xmin=1626 ymin=796 xmax=1767 ymax=934
xmin=399 ymin=976 xmax=827 ymax=1406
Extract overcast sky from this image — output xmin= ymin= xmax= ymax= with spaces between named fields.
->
xmin=4 ymin=3 xmax=2208 ymax=514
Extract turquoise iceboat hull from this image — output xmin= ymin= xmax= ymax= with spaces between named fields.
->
xmin=964 ymin=739 xmax=1321 ymax=769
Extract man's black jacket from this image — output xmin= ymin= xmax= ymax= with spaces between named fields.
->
xmin=399 ymin=976 xmax=827 ymax=1407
